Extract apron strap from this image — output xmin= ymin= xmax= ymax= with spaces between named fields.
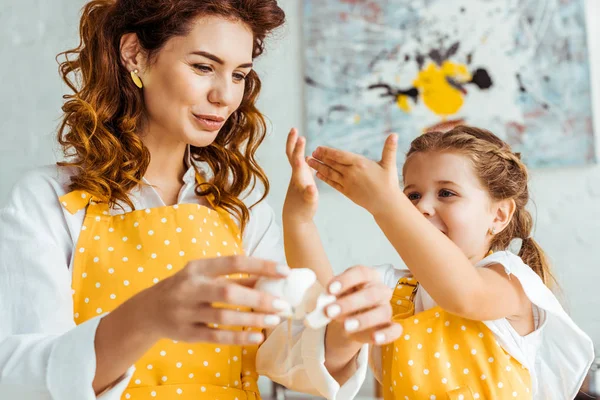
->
xmin=395 ymin=276 xmax=419 ymax=301
xmin=59 ymin=190 xmax=110 ymax=216
xmin=390 ymin=276 xmax=419 ymax=321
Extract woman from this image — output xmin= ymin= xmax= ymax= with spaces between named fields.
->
xmin=0 ymin=1 xmax=399 ymax=399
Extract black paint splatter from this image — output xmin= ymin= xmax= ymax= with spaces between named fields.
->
xmin=515 ymin=73 xmax=527 ymax=93
xmin=368 ymin=83 xmax=419 ymax=102
xmin=416 ymin=53 xmax=425 ymax=69
xmin=445 ymin=42 xmax=460 ymax=59
xmin=328 ymin=105 xmax=350 ymax=113
xmin=429 ymin=49 xmax=443 ymax=65
xmin=306 ymin=76 xmax=320 ymax=87
xmin=470 ymin=68 xmax=493 ymax=89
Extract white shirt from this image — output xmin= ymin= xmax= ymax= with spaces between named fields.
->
xmin=0 ymin=164 xmax=368 ymax=400
xmin=370 ymin=251 xmax=594 ymax=400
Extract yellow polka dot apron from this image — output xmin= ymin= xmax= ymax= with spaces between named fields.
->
xmin=60 ymin=189 xmax=261 ymax=400
xmin=382 ymin=277 xmax=532 ymax=400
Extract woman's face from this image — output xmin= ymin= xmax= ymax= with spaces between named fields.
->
xmin=139 ymin=15 xmax=254 ymax=148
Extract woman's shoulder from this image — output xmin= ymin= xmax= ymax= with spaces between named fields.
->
xmin=3 ymin=164 xmax=77 ymax=212
xmin=1 ymin=165 xmax=81 ymax=250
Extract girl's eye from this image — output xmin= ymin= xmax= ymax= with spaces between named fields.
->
xmin=439 ymin=189 xmax=455 ymax=198
xmin=407 ymin=192 xmax=420 ymax=201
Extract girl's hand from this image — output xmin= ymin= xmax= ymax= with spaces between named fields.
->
xmin=308 ymin=134 xmax=401 ymax=216
xmin=283 ymin=128 xmax=319 ymax=224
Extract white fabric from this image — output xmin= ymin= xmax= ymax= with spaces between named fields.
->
xmin=0 ymin=163 xmax=367 ymax=400
xmin=370 ymin=251 xmax=594 ymax=400
xmin=257 ymin=299 xmax=369 ymax=400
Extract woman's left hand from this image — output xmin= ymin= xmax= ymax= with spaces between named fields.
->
xmin=324 ymin=265 xmax=402 ymax=346
xmin=323 ymin=265 xmax=402 ymax=381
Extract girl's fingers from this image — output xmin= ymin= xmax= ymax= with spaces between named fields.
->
xmin=316 ymin=171 xmax=344 ymax=192
xmin=312 ymin=146 xmax=357 ymax=165
xmin=306 ymin=157 xmax=344 ymax=183
xmin=285 ymin=128 xmax=299 ymax=161
xmin=291 ymin=135 xmax=307 ymax=169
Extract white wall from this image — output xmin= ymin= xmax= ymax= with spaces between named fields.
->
xmin=0 ymin=0 xmax=598 ymax=355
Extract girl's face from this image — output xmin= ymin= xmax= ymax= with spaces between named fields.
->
xmin=403 ymin=151 xmax=500 ymax=263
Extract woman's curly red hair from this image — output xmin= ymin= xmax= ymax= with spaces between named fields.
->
xmin=56 ymin=0 xmax=285 ymax=231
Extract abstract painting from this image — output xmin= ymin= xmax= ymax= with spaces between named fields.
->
xmin=303 ymin=0 xmax=595 ymax=167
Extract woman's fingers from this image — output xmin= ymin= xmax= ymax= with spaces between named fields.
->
xmin=186 ymin=256 xmax=289 ymax=279
xmin=198 ymin=280 xmax=291 ymax=314
xmin=190 ymin=306 xmax=283 ymax=329
xmin=348 ymin=322 xmax=403 ymax=345
xmin=327 ymin=265 xmax=383 ymax=296
xmin=183 ymin=326 xmax=266 ymax=345
xmin=322 ymin=265 xmax=399 ymax=345
xmin=325 ymin=283 xmax=392 ymax=320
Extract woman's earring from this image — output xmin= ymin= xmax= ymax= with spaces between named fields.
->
xmin=130 ymin=69 xmax=143 ymax=89
xmin=489 ymin=227 xmax=496 ymax=235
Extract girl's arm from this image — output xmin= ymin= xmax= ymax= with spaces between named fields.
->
xmin=308 ymin=135 xmax=529 ymax=321
xmin=282 ymin=128 xmax=333 ymax=285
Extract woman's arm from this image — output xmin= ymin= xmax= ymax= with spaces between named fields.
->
xmin=0 ymin=171 xmax=138 ymax=399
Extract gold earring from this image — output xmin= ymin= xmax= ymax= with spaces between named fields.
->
xmin=489 ymin=227 xmax=496 ymax=235
xmin=130 ymin=69 xmax=143 ymax=89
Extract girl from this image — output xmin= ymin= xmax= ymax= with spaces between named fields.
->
xmin=306 ymin=126 xmax=594 ymax=399
xmin=0 ymin=1 xmax=394 ymax=399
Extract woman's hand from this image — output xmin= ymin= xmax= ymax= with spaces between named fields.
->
xmin=132 ymin=255 xmax=292 ymax=345
xmin=323 ymin=265 xmax=402 ymax=383
xmin=325 ymin=265 xmax=401 ymax=346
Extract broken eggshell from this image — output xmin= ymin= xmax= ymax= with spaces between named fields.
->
xmin=254 ymin=267 xmax=336 ymax=328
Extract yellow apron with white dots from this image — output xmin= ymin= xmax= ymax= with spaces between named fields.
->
xmin=60 ymin=189 xmax=261 ymax=400
xmin=382 ymin=277 xmax=532 ymax=400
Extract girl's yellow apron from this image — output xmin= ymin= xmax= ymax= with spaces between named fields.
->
xmin=60 ymin=188 xmax=260 ymax=400
xmin=382 ymin=277 xmax=532 ymax=400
